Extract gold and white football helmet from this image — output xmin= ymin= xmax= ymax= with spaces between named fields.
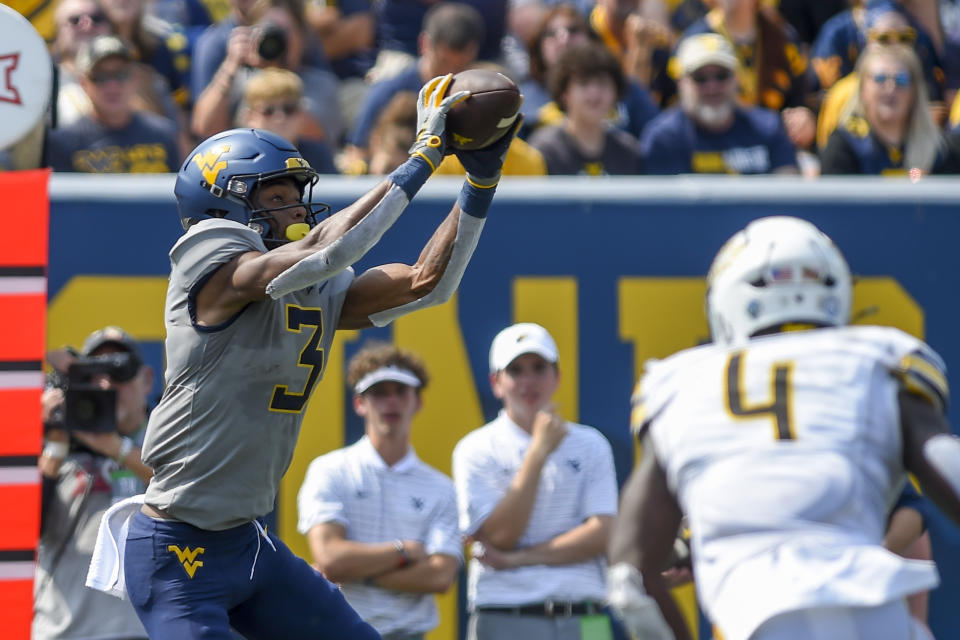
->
xmin=706 ymin=216 xmax=853 ymax=345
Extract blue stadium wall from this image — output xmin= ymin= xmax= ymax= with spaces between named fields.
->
xmin=47 ymin=175 xmax=960 ymax=639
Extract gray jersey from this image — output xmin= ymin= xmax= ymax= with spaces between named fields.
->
xmin=142 ymin=219 xmax=354 ymax=530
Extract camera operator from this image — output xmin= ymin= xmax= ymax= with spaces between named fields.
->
xmin=34 ymin=326 xmax=154 ymax=640
xmin=191 ymin=0 xmax=343 ymax=144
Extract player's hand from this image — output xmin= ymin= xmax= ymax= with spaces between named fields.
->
xmin=662 ymin=566 xmax=693 ymax=588
xmin=224 ymin=27 xmax=254 ymax=69
xmin=409 ymin=74 xmax=470 ymax=171
xmin=476 ymin=542 xmax=519 ymax=569
xmin=455 ymin=114 xmax=524 ymax=187
xmin=529 ymin=403 xmax=567 ymax=458
xmin=782 ymin=106 xmax=815 ymax=150
xmin=42 ymin=387 xmax=66 ymax=426
xmin=606 ymin=563 xmax=675 ymax=640
xmin=399 ymin=540 xmax=427 ymax=564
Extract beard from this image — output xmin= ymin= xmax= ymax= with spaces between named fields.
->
xmin=681 ymin=87 xmax=735 ymax=130
xmin=694 ymin=102 xmax=735 ymax=129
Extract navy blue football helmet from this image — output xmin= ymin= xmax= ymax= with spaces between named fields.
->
xmin=174 ymin=128 xmax=329 ymax=245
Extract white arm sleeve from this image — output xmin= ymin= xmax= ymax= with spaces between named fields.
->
xmin=266 ymin=185 xmax=410 ymax=299
xmin=606 ymin=563 xmax=676 ymax=640
xmin=367 ymin=212 xmax=484 ymax=327
xmin=924 ymin=433 xmax=960 ymax=498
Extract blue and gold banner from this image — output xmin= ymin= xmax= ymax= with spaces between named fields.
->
xmin=46 ymin=175 xmax=960 ymax=640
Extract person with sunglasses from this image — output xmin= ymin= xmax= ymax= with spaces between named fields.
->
xmin=44 ymin=34 xmax=186 ymax=172
xmin=34 ymin=326 xmax=154 ymax=640
xmin=815 ymin=7 xmax=947 ymax=150
xmin=679 ymin=0 xmax=817 ymax=155
xmin=237 ymin=67 xmax=338 ymax=174
xmin=811 ymin=2 xmax=943 ymax=100
xmin=641 ymin=33 xmax=798 ymax=175
xmin=191 ymin=0 xmax=343 ymax=145
xmin=52 ymin=0 xmax=114 ymax=125
xmin=821 ymin=42 xmax=960 ymax=175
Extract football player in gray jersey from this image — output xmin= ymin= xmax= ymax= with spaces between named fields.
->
xmin=107 ymin=75 xmax=521 ymax=639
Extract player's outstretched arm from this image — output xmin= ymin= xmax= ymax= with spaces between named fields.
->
xmin=607 ymin=437 xmax=689 ymax=640
xmin=261 ymin=75 xmax=470 ymax=299
xmin=900 ymin=391 xmax=960 ymax=526
xmin=336 ymin=118 xmax=522 ymax=329
xmin=335 ymin=200 xmax=468 ymax=329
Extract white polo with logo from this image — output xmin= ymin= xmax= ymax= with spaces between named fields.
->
xmin=297 ymin=437 xmax=462 ymax=636
xmin=452 ymin=411 xmax=619 ymax=608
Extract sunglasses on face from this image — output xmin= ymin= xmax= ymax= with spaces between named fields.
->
xmin=90 ymin=69 xmax=131 ymax=85
xmin=691 ymin=68 xmax=734 ymax=85
xmin=258 ymin=102 xmax=300 ymax=117
xmin=867 ymin=27 xmax=916 ymax=45
xmin=870 ymin=70 xmax=912 ymax=88
xmin=65 ymin=12 xmax=108 ymax=26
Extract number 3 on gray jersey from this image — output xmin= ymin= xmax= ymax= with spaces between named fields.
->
xmin=270 ymin=305 xmax=325 ymax=414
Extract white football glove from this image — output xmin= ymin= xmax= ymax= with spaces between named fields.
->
xmin=606 ymin=562 xmax=675 ymax=640
xmin=409 ymin=73 xmax=470 ymax=171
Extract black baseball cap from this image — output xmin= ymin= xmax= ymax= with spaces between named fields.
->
xmin=81 ymin=326 xmax=143 ymax=360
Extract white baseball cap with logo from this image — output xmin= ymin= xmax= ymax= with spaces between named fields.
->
xmin=0 ymin=5 xmax=52 ymax=148
xmin=676 ymin=33 xmax=739 ymax=76
xmin=489 ymin=323 xmax=559 ymax=373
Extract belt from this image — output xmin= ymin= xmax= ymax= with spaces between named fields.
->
xmin=477 ymin=601 xmax=601 ymax=617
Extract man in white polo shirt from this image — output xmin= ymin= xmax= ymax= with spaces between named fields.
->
xmin=452 ymin=323 xmax=621 ymax=640
xmin=297 ymin=342 xmax=462 ymax=640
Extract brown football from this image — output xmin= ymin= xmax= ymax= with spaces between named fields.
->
xmin=444 ymin=69 xmax=522 ymax=150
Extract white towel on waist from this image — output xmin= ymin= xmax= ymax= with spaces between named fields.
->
xmin=86 ymin=493 xmax=145 ymax=599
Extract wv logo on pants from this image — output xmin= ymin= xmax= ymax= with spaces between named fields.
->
xmin=168 ymin=545 xmax=206 ymax=578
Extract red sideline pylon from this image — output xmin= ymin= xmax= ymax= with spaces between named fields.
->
xmin=0 ymin=168 xmax=49 ymax=638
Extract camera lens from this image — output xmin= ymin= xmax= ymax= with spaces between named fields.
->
xmin=258 ymin=23 xmax=288 ymax=61
xmin=73 ymin=394 xmax=100 ymax=423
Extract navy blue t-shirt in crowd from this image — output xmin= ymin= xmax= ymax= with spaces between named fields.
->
xmin=641 ymin=107 xmax=797 ymax=174
xmin=45 ymin=111 xmax=181 ymax=173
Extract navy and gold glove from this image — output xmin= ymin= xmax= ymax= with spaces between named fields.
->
xmin=455 ymin=114 xmax=524 ymax=188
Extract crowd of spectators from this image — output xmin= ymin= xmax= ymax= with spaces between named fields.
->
xmin=10 ymin=0 xmax=960 ymax=177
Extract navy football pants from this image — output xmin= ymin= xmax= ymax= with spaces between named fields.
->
xmin=125 ymin=511 xmax=381 ymax=639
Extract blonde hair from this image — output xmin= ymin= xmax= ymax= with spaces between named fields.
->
xmin=843 ymin=43 xmax=943 ymax=172
xmin=243 ymin=68 xmax=303 ymax=104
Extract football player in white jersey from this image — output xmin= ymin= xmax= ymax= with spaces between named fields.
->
xmin=606 ymin=216 xmax=960 ymax=640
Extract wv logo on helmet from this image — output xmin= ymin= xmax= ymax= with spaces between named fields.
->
xmin=191 ymin=144 xmax=231 ymax=185
xmin=168 ymin=545 xmax=206 ymax=578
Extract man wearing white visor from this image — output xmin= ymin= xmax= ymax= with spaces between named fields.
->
xmin=297 ymin=342 xmax=461 ymax=640
xmin=453 ymin=323 xmax=621 ymax=640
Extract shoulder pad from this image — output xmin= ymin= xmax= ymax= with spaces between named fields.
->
xmin=897 ymin=344 xmax=949 ymax=413
xmin=849 ymin=326 xmax=949 ymax=413
xmin=631 ymin=344 xmax=713 ymax=438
